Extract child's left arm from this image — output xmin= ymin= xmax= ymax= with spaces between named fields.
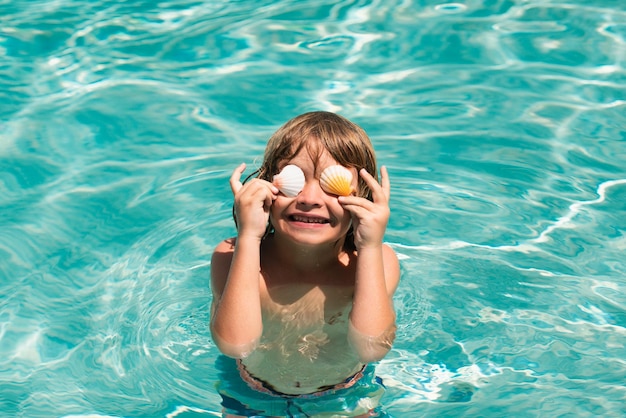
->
xmin=338 ymin=166 xmax=400 ymax=362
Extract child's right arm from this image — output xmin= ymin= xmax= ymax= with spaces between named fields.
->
xmin=209 ymin=164 xmax=278 ymax=358
xmin=210 ymin=237 xmax=263 ymax=358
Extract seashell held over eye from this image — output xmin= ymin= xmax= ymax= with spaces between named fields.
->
xmin=273 ymin=164 xmax=305 ymax=197
xmin=320 ymin=165 xmax=353 ymax=196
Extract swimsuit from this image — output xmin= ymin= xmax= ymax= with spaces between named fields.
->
xmin=215 ymin=356 xmax=386 ymax=417
xmin=236 ymin=359 xmax=367 ymax=398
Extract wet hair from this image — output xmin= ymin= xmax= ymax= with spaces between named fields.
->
xmin=235 ymin=111 xmax=379 ymax=251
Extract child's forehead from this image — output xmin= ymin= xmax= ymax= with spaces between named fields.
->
xmin=279 ymin=145 xmax=336 ymax=170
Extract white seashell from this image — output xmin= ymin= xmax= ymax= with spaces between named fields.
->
xmin=320 ymin=165 xmax=353 ymax=196
xmin=273 ymin=164 xmax=305 ymax=197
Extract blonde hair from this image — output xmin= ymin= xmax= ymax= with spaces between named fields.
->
xmin=238 ymin=111 xmax=379 ymax=250
xmin=258 ymin=111 xmax=377 ymax=199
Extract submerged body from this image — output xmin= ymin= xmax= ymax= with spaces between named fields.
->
xmin=242 ymin=281 xmax=361 ymax=395
xmin=212 ymin=234 xmax=398 ymax=395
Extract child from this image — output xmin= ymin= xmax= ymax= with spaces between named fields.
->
xmin=210 ymin=111 xmax=400 ymax=416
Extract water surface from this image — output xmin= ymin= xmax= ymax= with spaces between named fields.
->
xmin=1 ymin=0 xmax=625 ymax=416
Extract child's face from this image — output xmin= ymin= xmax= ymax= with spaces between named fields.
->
xmin=270 ymin=147 xmax=358 ymax=248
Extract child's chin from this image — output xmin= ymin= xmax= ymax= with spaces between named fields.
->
xmin=281 ymin=229 xmax=338 ymax=245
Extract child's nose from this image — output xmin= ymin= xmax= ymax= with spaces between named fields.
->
xmin=296 ymin=180 xmax=324 ymax=206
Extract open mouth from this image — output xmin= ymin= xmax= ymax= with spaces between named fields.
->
xmin=289 ymin=215 xmax=330 ymax=224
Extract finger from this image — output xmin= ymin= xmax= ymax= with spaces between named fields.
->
xmin=340 ymin=190 xmax=383 ymax=207
xmin=249 ymin=179 xmax=279 ymax=205
xmin=230 ymin=163 xmax=246 ymax=195
xmin=264 ymin=189 xmax=275 ymax=209
xmin=338 ymin=195 xmax=375 ymax=212
xmin=339 ymin=200 xmax=373 ymax=220
xmin=359 ymin=169 xmax=388 ymax=203
xmin=267 ymin=180 xmax=279 ymax=196
xmin=380 ymin=165 xmax=391 ymax=198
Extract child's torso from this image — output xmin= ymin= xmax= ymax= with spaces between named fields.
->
xmin=239 ymin=282 xmax=364 ymax=395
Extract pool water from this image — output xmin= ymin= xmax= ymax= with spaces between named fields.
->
xmin=1 ymin=0 xmax=625 ymax=416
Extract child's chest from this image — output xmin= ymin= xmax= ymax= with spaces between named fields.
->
xmin=260 ymin=283 xmax=354 ymax=328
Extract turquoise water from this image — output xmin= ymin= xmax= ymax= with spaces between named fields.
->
xmin=1 ymin=0 xmax=626 ymax=416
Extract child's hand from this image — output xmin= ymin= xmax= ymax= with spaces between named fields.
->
xmin=230 ymin=163 xmax=279 ymax=241
xmin=338 ymin=166 xmax=391 ymax=250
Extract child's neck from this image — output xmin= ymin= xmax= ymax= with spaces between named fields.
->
xmin=265 ymin=234 xmax=348 ymax=273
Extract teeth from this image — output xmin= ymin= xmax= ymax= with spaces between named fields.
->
xmin=292 ymin=215 xmax=326 ymax=224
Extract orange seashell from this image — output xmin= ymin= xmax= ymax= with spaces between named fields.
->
xmin=320 ymin=165 xmax=353 ymax=196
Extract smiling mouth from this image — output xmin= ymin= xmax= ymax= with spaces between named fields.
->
xmin=289 ymin=215 xmax=330 ymax=224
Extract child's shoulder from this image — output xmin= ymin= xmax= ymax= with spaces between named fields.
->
xmin=211 ymin=238 xmax=237 ymax=281
xmin=379 ymin=242 xmax=399 ymax=263
xmin=213 ymin=237 xmax=237 ymax=254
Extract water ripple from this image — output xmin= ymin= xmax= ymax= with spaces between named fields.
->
xmin=2 ymin=0 xmax=626 ymax=416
